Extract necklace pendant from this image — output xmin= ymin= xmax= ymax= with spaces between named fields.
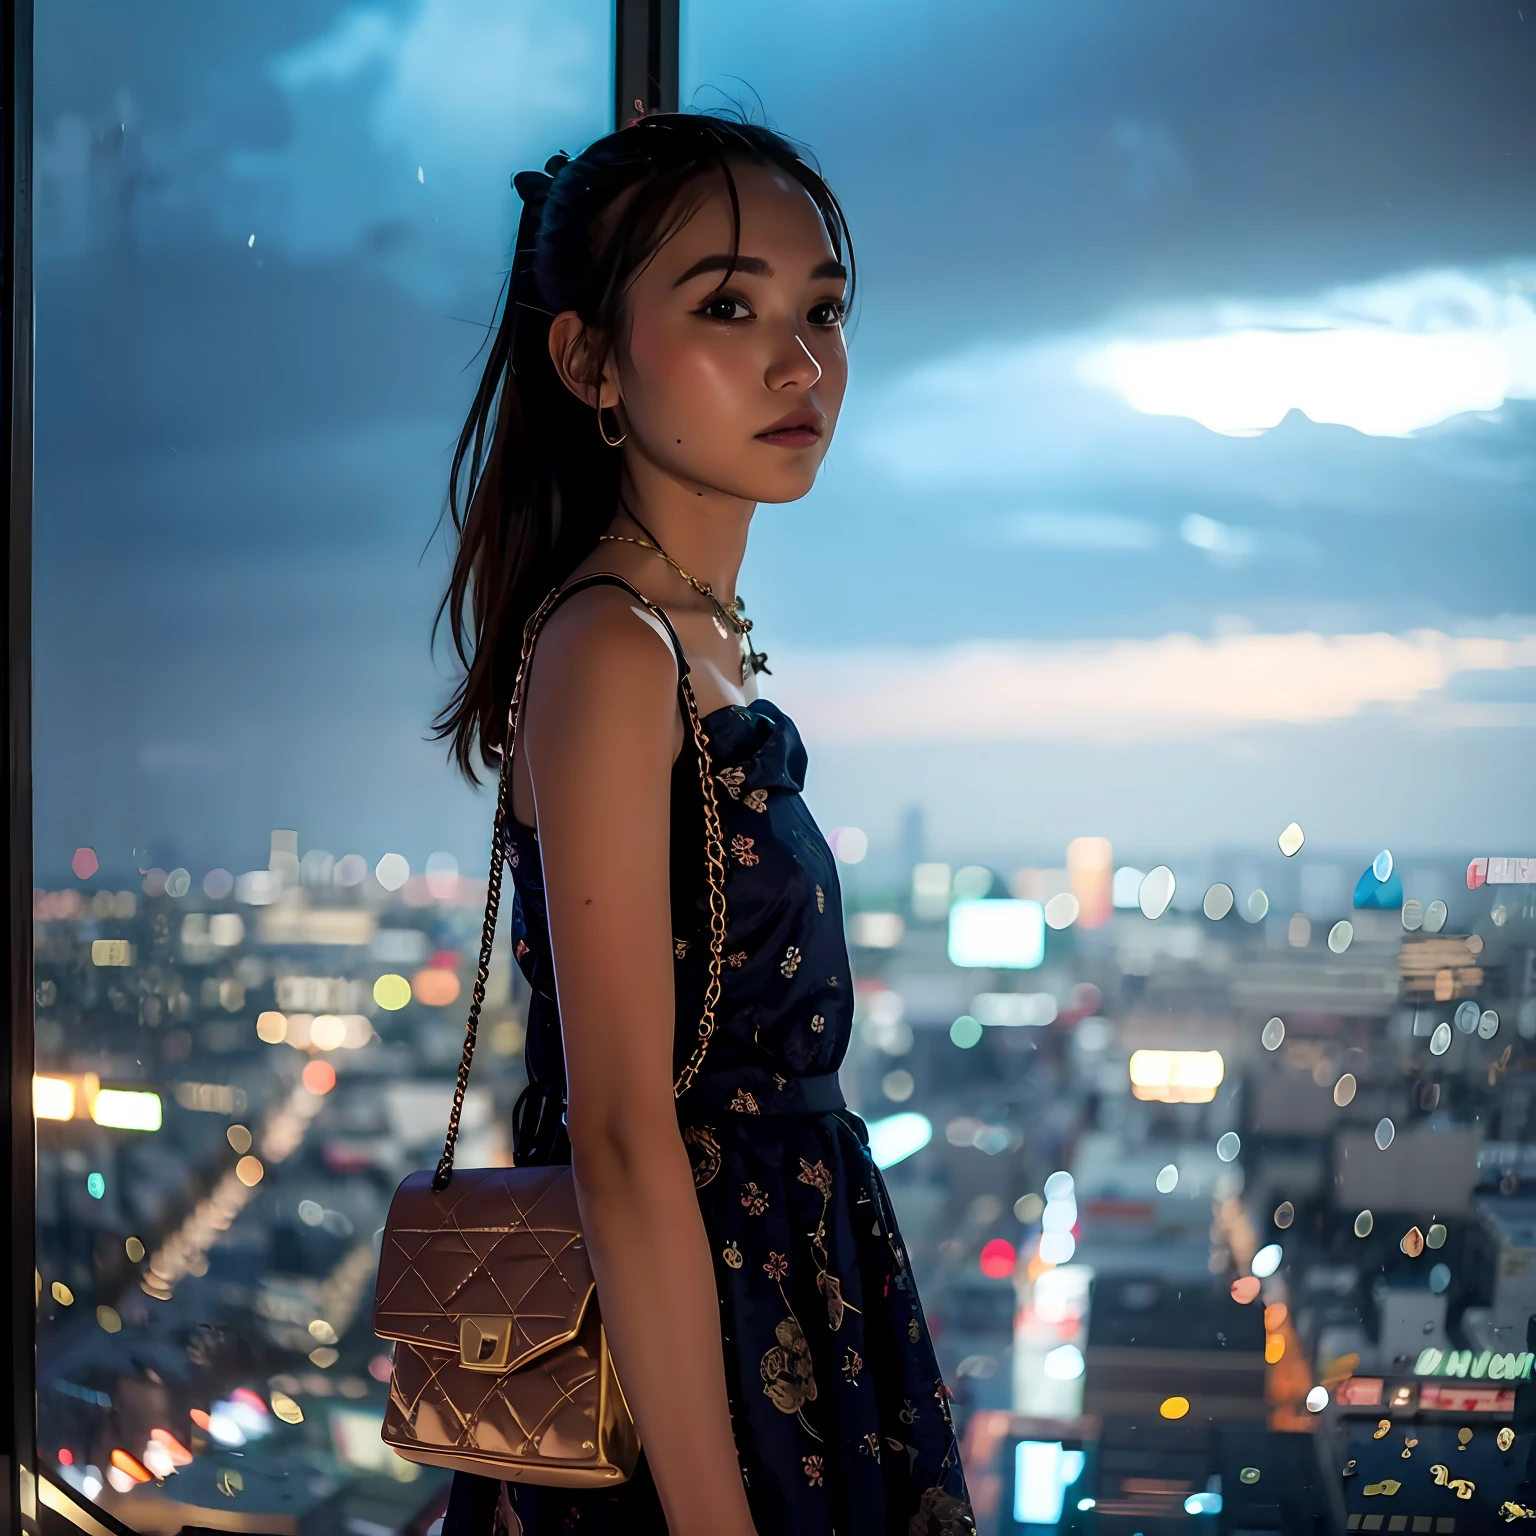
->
xmin=713 ymin=614 xmax=730 ymax=640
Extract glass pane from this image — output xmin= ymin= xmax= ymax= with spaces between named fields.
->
xmin=685 ymin=5 xmax=1536 ymax=1530
xmin=33 ymin=5 xmax=609 ymax=1528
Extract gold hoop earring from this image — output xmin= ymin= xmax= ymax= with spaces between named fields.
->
xmin=597 ymin=402 xmax=626 ymax=448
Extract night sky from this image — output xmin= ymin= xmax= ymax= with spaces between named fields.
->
xmin=32 ymin=0 xmax=1536 ymax=886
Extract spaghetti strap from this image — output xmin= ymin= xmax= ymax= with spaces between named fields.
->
xmin=503 ymin=569 xmax=697 ymax=801
xmin=542 ymin=570 xmax=692 ymax=683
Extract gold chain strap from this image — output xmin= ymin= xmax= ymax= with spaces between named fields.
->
xmin=433 ymin=579 xmax=727 ymax=1188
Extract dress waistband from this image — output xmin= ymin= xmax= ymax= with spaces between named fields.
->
xmin=513 ymin=1070 xmax=847 ymax=1164
xmin=676 ymin=1070 xmax=847 ymax=1121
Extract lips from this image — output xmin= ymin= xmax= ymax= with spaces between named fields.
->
xmin=757 ymin=409 xmax=823 ymax=439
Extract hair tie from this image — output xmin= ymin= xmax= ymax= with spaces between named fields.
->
xmin=508 ymin=152 xmax=569 ymax=313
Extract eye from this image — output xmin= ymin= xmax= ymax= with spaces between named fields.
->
xmin=810 ymin=299 xmax=846 ymax=327
xmin=699 ymin=295 xmax=753 ymax=322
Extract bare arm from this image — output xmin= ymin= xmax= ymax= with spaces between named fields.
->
xmin=523 ymin=590 xmax=755 ymax=1536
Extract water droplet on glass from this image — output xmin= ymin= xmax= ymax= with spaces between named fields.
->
xmin=1477 ymin=1009 xmax=1500 ymax=1041
xmin=1274 ymin=1201 xmax=1295 ymax=1229
xmin=1278 ymin=822 xmax=1306 ymax=858
xmin=1328 ymin=920 xmax=1354 ymax=954
xmin=1430 ymin=1022 xmax=1452 ymax=1056
xmin=1354 ymin=1210 xmax=1374 ymax=1237
xmin=1499 ymin=1427 xmax=1515 ymax=1452
xmin=1139 ymin=865 xmax=1176 ymax=920
xmin=1418 ymin=1080 xmax=1442 ymax=1110
xmin=1375 ymin=1118 xmax=1396 ymax=1151
xmin=1239 ymin=1467 xmax=1260 ymax=1485
xmin=1203 ymin=883 xmax=1234 ymax=920
xmin=1262 ymin=1017 xmax=1286 ymax=1051
xmin=1245 ymin=889 xmax=1270 ymax=922
xmin=1306 ymin=1386 xmax=1329 ymax=1412
xmin=1401 ymin=897 xmax=1423 ymax=931
xmin=1492 ymin=904 xmax=1508 ymax=927
xmin=1401 ymin=1227 xmax=1425 ymax=1258
xmin=1216 ymin=1131 xmax=1241 ymax=1163
xmin=1231 ymin=1275 xmax=1261 ymax=1304
xmin=1424 ymin=899 xmax=1448 ymax=934
xmin=1333 ymin=1073 xmax=1357 ymax=1107
xmin=1252 ymin=1243 xmax=1282 ymax=1277
xmin=1426 ymin=1224 xmax=1447 ymax=1249
xmin=1429 ymin=1263 xmax=1451 ymax=1293
xmin=1156 ymin=1164 xmax=1179 ymax=1194
xmin=1454 ymin=1001 xmax=1480 ymax=1034
xmin=1373 ymin=849 xmax=1394 ymax=882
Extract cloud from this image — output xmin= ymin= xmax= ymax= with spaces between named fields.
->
xmin=1002 ymin=510 xmax=1159 ymax=552
xmin=767 ymin=628 xmax=1536 ymax=744
xmin=271 ymin=9 xmax=400 ymax=89
xmin=1179 ymin=513 xmax=1255 ymax=563
xmin=856 ymin=265 xmax=1536 ymax=497
xmin=227 ymin=0 xmax=608 ymax=300
xmin=1078 ymin=268 xmax=1536 ymax=437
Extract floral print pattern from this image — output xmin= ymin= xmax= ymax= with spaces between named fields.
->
xmin=761 ymin=1315 xmax=818 ymax=1418
xmin=682 ymin=1125 xmax=721 ymax=1189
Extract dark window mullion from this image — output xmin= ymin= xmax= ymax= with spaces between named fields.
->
xmin=615 ymin=0 xmax=679 ymax=127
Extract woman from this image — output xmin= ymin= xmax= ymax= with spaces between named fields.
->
xmin=433 ymin=111 xmax=974 ymax=1536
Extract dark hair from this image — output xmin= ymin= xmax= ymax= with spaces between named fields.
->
xmin=431 ymin=109 xmax=856 ymax=781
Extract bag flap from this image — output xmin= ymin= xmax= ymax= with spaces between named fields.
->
xmin=373 ymin=1165 xmax=595 ymax=1370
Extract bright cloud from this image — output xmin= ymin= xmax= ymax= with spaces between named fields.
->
xmin=857 ymin=266 xmax=1536 ymax=488
xmin=768 ymin=628 xmax=1536 ymax=744
xmin=1079 ymin=269 xmax=1536 ymax=437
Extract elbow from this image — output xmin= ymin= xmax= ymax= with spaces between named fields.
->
xmin=567 ymin=1100 xmax=685 ymax=1200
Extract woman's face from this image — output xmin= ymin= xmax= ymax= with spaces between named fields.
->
xmin=605 ymin=161 xmax=850 ymax=506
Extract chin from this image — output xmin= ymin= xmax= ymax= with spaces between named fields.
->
xmin=747 ymin=473 xmax=822 ymax=505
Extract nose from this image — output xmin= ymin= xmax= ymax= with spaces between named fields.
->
xmin=765 ymin=329 xmax=822 ymax=391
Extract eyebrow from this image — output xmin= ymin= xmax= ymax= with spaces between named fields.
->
xmin=672 ymin=254 xmax=848 ymax=288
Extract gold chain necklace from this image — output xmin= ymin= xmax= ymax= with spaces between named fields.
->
xmin=599 ymin=504 xmax=770 ymax=679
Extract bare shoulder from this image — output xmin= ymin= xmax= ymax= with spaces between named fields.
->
xmin=523 ymin=581 xmax=681 ymax=745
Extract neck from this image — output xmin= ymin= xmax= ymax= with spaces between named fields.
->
xmin=613 ymin=455 xmax=754 ymax=600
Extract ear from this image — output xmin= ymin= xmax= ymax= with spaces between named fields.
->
xmin=548 ymin=311 xmax=618 ymax=411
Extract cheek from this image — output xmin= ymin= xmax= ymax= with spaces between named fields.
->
xmin=625 ymin=317 xmax=757 ymax=427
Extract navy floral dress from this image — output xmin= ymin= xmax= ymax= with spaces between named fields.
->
xmin=445 ymin=575 xmax=974 ymax=1536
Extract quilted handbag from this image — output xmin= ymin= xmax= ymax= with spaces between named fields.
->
xmin=372 ymin=577 xmax=727 ymax=1485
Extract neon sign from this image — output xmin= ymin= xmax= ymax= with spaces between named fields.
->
xmin=1414 ymin=1348 xmax=1533 ymax=1381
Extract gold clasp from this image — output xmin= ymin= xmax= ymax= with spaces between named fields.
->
xmin=459 ymin=1316 xmax=514 ymax=1372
